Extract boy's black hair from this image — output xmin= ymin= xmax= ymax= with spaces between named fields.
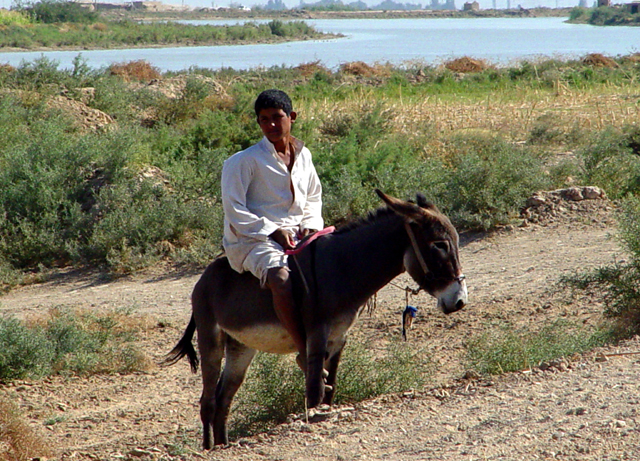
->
xmin=254 ymin=89 xmax=293 ymax=117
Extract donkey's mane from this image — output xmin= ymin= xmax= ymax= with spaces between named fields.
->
xmin=332 ymin=206 xmax=398 ymax=236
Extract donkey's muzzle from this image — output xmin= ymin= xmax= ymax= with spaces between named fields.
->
xmin=437 ymin=277 xmax=468 ymax=314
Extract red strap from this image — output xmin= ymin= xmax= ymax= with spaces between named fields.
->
xmin=285 ymin=226 xmax=335 ymax=256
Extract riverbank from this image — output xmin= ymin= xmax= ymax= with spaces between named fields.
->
xmin=0 ymin=19 xmax=338 ymax=53
xmin=115 ymin=7 xmax=573 ymax=22
xmin=566 ymin=5 xmax=640 ymax=26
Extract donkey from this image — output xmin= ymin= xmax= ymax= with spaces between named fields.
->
xmin=164 ymin=190 xmax=468 ymax=448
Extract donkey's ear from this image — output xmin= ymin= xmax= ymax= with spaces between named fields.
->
xmin=416 ymin=193 xmax=438 ymax=211
xmin=375 ymin=189 xmax=424 ymax=221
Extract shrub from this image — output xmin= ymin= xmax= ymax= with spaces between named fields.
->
xmin=562 ymin=196 xmax=640 ymax=336
xmin=230 ymin=339 xmax=430 ymax=439
xmin=230 ymin=353 xmax=304 ymax=439
xmin=0 ymin=318 xmax=54 ymax=380
xmin=0 ymin=9 xmax=32 ymax=25
xmin=466 ymin=320 xmax=612 ymax=375
xmin=569 ymin=6 xmax=588 ymax=21
xmin=0 ymin=309 xmax=151 ymax=381
xmin=588 ymin=6 xmax=630 ymax=26
xmin=439 ymin=133 xmax=551 ymax=230
xmin=577 ymin=126 xmax=640 ymax=199
xmin=109 ymin=60 xmax=161 ymax=82
xmin=22 ymin=0 xmax=99 ymax=24
xmin=334 ymin=339 xmax=431 ymax=404
xmin=528 ymin=113 xmax=567 ymax=145
xmin=13 ymin=55 xmax=72 ymax=89
xmin=85 ymin=179 xmax=221 ymax=273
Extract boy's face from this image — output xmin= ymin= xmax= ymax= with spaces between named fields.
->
xmin=257 ymin=107 xmax=297 ymax=146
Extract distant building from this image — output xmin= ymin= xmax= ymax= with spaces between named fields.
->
xmin=630 ymin=2 xmax=640 ymax=13
xmin=78 ymin=0 xmax=187 ymax=11
xmin=597 ymin=0 xmax=610 ymax=6
xmin=463 ymin=0 xmax=479 ymax=10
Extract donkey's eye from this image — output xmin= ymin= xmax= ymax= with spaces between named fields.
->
xmin=432 ymin=241 xmax=450 ymax=253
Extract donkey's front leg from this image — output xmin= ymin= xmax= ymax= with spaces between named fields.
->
xmin=322 ymin=337 xmax=346 ymax=405
xmin=305 ymin=325 xmax=329 ymax=408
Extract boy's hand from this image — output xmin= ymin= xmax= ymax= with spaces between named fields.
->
xmin=270 ymin=228 xmax=295 ymax=250
xmin=298 ymin=228 xmax=318 ymax=239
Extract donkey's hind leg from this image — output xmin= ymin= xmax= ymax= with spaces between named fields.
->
xmin=213 ymin=336 xmax=257 ymax=446
xmin=197 ymin=323 xmax=225 ymax=450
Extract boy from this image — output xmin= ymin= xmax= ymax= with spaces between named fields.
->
xmin=221 ymin=89 xmax=323 ymax=367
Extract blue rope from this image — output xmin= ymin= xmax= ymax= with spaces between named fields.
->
xmin=402 ymin=305 xmax=418 ymax=341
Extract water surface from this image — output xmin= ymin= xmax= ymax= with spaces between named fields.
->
xmin=1 ymin=17 xmax=639 ymax=71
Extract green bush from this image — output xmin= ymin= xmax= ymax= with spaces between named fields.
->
xmin=587 ymin=6 xmax=636 ymax=26
xmin=334 ymin=339 xmax=431 ymax=404
xmin=577 ymin=126 xmax=640 ymax=199
xmin=569 ymin=6 xmax=588 ymax=21
xmin=0 ymin=90 xmax=224 ymax=274
xmin=0 ymin=309 xmax=149 ymax=380
xmin=439 ymin=133 xmax=552 ymax=229
xmin=0 ymin=318 xmax=54 ymax=380
xmin=466 ymin=320 xmax=612 ymax=375
xmin=230 ymin=354 xmax=304 ymax=439
xmin=22 ymin=0 xmax=99 ymax=24
xmin=562 ymin=196 xmax=640 ymax=336
xmin=230 ymin=339 xmax=430 ymax=438
xmin=0 ymin=9 xmax=32 ymax=25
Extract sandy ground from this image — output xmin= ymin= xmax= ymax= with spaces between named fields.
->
xmin=1 ymin=195 xmax=638 ymax=460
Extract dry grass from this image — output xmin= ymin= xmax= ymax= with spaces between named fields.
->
xmin=303 ymin=85 xmax=640 ymax=152
xmin=295 ymin=60 xmax=330 ymax=77
xmin=582 ymin=53 xmax=618 ymax=68
xmin=340 ymin=61 xmax=375 ymax=76
xmin=339 ymin=61 xmax=391 ymax=78
xmin=26 ymin=307 xmax=157 ymax=338
xmin=444 ymin=57 xmax=488 ymax=73
xmin=623 ymin=53 xmax=640 ymax=63
xmin=397 ymin=91 xmax=639 ymax=139
xmin=0 ymin=398 xmax=54 ymax=461
xmin=109 ymin=60 xmax=162 ymax=82
xmin=91 ymin=22 xmax=109 ymax=32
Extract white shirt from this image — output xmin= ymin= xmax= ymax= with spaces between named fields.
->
xmin=221 ymin=136 xmax=324 ymax=272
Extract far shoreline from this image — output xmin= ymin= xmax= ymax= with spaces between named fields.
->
xmin=0 ymin=33 xmax=341 ymax=54
xmin=119 ymin=7 xmax=573 ymax=22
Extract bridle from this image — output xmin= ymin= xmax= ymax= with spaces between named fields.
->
xmin=404 ymin=222 xmax=466 ymax=288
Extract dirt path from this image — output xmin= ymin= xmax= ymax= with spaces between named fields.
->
xmin=2 ymin=197 xmax=637 ymax=460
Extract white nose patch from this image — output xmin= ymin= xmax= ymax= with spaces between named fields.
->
xmin=437 ymin=279 xmax=468 ymax=313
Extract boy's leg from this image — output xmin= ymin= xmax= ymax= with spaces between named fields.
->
xmin=267 ymin=266 xmax=307 ymax=366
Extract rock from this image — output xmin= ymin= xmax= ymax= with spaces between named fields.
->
xmin=462 ymin=370 xmax=481 ymax=380
xmin=582 ymin=186 xmax=605 ymax=200
xmin=559 ymin=187 xmax=584 ymax=201
xmin=566 ymin=407 xmax=587 ymax=416
xmin=526 ymin=195 xmax=548 ymax=207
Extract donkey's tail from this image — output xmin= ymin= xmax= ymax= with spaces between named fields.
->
xmin=162 ymin=314 xmax=199 ymax=373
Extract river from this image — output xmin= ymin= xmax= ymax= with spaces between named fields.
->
xmin=1 ymin=17 xmax=639 ymax=71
